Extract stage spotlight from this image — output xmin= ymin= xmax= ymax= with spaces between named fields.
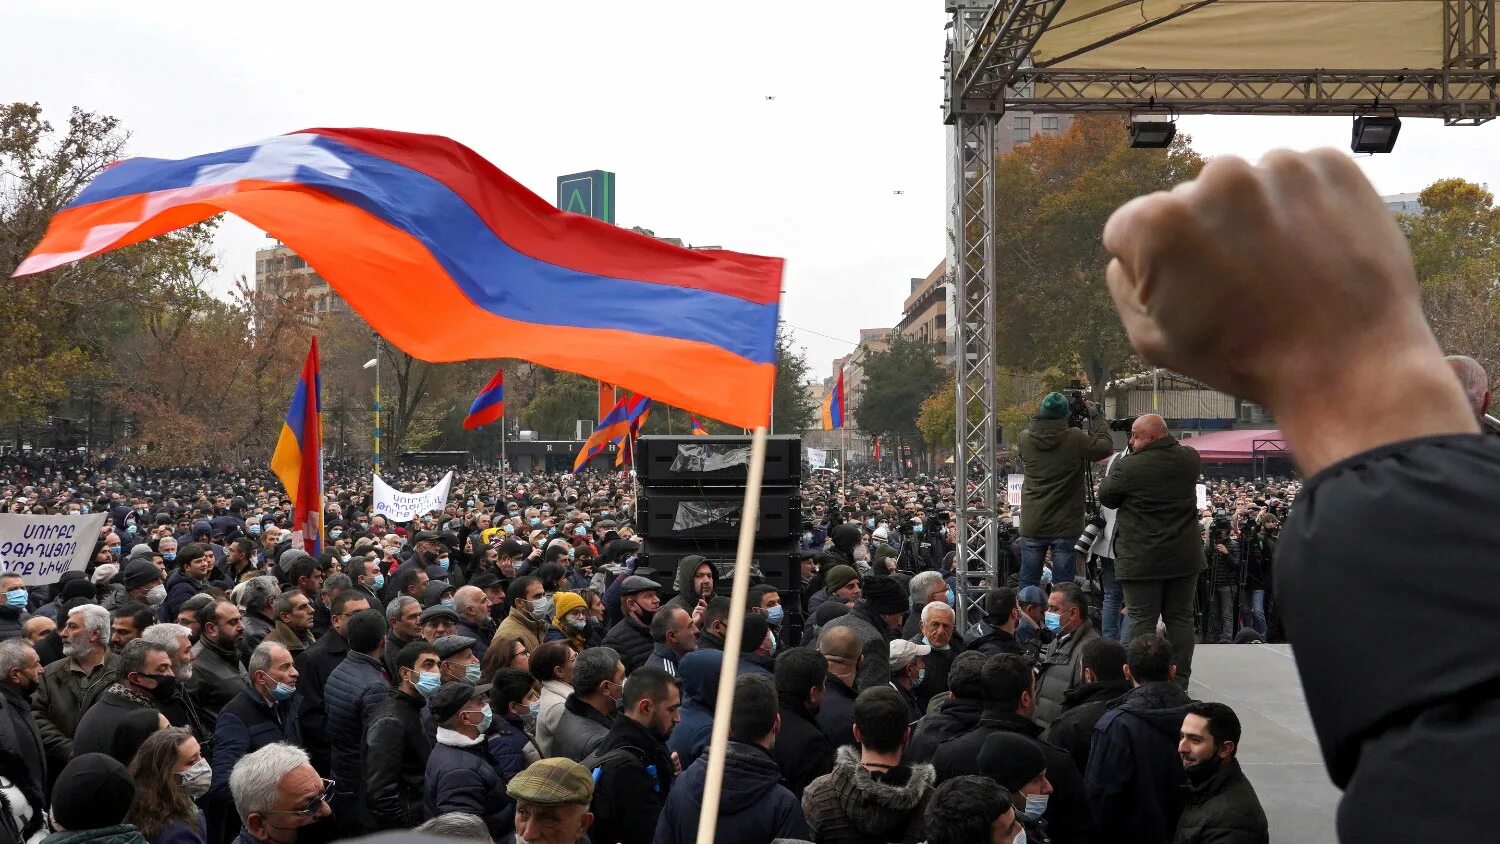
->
xmin=1128 ymin=115 xmax=1176 ymax=149
xmin=1350 ymin=113 xmax=1401 ymax=153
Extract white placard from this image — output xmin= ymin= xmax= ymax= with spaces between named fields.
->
xmin=1196 ymin=483 xmax=1209 ymax=511
xmin=807 ymin=448 xmax=827 ymax=469
xmin=0 ymin=513 xmax=108 ymax=586
xmin=1007 ymin=475 xmax=1024 ymax=508
xmin=372 ymin=472 xmax=454 ymax=522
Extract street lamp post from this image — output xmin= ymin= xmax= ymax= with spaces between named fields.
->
xmin=364 ymin=341 xmax=382 ymax=475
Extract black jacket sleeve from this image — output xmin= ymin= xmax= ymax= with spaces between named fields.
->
xmin=1276 ymin=434 xmax=1500 ymax=842
xmin=363 ymin=714 xmax=409 ymax=829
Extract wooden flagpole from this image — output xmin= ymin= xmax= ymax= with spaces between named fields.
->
xmin=693 ymin=425 xmax=768 ymax=844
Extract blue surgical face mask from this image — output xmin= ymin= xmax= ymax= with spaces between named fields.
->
xmin=248 ymin=524 xmax=261 ymax=535
xmin=914 ymin=667 xmax=926 ymax=686
xmin=766 ymin=604 xmax=784 ymax=626
xmin=108 ymin=545 xmax=121 ymax=558
xmin=941 ymin=526 xmax=949 ymax=537
xmin=528 ymin=699 xmax=541 ymax=721
xmin=126 ymin=525 xmax=137 ymax=536
xmin=341 ymin=553 xmax=352 ymax=564
xmin=162 ymin=552 xmax=176 ymax=562
xmin=411 ymin=670 xmax=442 ymax=697
xmin=1044 ymin=611 xmax=1062 ymax=632
xmin=5 ymin=589 xmax=27 ymax=609
xmin=475 ymin=704 xmax=493 ymax=733
xmin=530 ymin=517 xmax=541 ymax=527
xmin=271 ymin=681 xmax=297 ymax=701
xmin=866 ymin=519 xmax=876 ymax=529
xmin=914 ymin=524 xmax=925 ymax=534
xmin=372 ymin=573 xmax=385 ymax=591
xmin=574 ymin=526 xmax=587 ymax=537
xmin=465 ymin=663 xmax=481 ymax=683
xmin=567 ymin=548 xmax=576 ymax=561
xmin=330 ymin=529 xmax=343 ymax=540
xmin=441 ymin=598 xmax=456 ymax=609
xmin=946 ymin=588 xmax=956 ymax=606
xmin=438 ymin=556 xmax=451 ymax=572
xmin=1023 ymin=793 xmax=1049 ymax=820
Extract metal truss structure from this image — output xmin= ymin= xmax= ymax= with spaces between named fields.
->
xmin=943 ymin=0 xmax=1499 ymax=630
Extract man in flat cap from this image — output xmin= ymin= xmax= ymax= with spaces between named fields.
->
xmin=505 ymin=757 xmax=595 ymax=844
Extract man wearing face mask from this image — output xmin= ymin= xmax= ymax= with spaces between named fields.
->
xmin=424 ymin=681 xmax=512 ymax=839
xmin=435 ymin=635 xmax=482 ymax=684
xmin=363 ymin=640 xmax=440 ymax=830
xmin=119 ymin=559 xmax=167 ymax=612
xmin=72 ymin=638 xmax=176 ymax=757
xmin=0 ymin=574 xmax=32 ymax=641
xmin=1033 ymin=583 xmax=1102 ymax=731
xmin=601 ymin=576 xmax=661 ymax=674
xmin=495 ymin=575 xmax=548 ymax=655
xmin=977 ymin=732 xmax=1058 ymax=844
xmin=0 ymin=638 xmax=46 ymax=824
xmin=141 ymin=622 xmax=211 ymax=746
xmin=210 ymin=642 xmax=303 ymax=833
xmin=887 ymin=640 xmax=930 ymax=726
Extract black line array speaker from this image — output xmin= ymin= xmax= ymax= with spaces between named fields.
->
xmin=636 ymin=435 xmax=801 ymax=599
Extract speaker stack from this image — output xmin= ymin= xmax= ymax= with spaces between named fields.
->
xmin=635 ymin=435 xmax=802 ymax=601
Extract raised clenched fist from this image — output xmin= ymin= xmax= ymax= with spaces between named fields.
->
xmin=1102 ymin=149 xmax=1475 ymax=474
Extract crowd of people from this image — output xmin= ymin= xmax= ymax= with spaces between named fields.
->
xmin=0 ymin=445 xmax=1283 ymax=844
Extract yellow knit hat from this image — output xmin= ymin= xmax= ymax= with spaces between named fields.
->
xmin=552 ymin=590 xmax=587 ymax=626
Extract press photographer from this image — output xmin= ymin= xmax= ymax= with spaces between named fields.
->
xmin=1096 ymin=413 xmax=1205 ymax=686
xmin=1016 ymin=391 xmax=1116 ymax=590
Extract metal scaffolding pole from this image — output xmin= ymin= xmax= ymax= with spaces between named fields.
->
xmin=948 ymin=0 xmax=1002 ymax=633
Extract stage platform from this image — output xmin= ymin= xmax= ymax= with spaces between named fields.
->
xmin=1187 ymin=644 xmax=1340 ymax=843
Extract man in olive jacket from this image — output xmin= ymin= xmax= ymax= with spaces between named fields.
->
xmin=1017 ymin=392 xmax=1115 ymax=589
xmin=1097 ymin=413 xmax=1204 ymax=684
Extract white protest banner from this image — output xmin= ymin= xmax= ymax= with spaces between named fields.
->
xmin=807 ymin=448 xmax=827 ymax=469
xmin=0 ymin=512 xmax=108 ymax=586
xmin=372 ymin=471 xmax=454 ymax=523
xmin=1196 ymin=483 xmax=1209 ymax=511
xmin=1007 ymin=475 xmax=1024 ymax=508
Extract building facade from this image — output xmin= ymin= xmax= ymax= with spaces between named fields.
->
xmin=254 ymin=239 xmax=348 ymax=317
xmin=896 ymin=260 xmax=950 ymax=363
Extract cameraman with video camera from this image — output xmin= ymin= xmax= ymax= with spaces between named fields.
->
xmin=1017 ymin=391 xmax=1116 ymax=591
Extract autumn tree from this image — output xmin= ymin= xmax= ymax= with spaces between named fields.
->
xmin=990 ymin=115 xmax=1205 ymax=400
xmin=1401 ymin=178 xmax=1500 ymax=374
xmin=0 ymin=103 xmax=220 ymax=429
xmin=853 ymin=335 xmax=945 ymax=471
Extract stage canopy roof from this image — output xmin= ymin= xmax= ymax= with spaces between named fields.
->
xmin=1030 ymin=0 xmax=1442 ymax=71
xmin=1182 ymin=428 xmax=1288 ymax=463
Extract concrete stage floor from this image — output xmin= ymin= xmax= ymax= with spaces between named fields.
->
xmin=1187 ymin=643 xmax=1340 ymax=843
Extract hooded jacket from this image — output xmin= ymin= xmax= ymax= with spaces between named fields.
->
xmin=802 ymin=745 xmax=935 ymax=844
xmin=1084 ymin=681 xmax=1193 ymax=844
xmin=663 ymin=555 xmax=717 ymax=616
xmin=653 ymin=740 xmax=808 ymax=844
xmin=1017 ymin=415 xmax=1115 ymax=539
xmin=666 ymin=649 xmax=721 ymax=768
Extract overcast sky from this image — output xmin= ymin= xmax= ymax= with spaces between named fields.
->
xmin=4 ymin=1 xmax=1497 ymax=385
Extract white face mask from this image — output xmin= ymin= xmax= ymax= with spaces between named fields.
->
xmin=179 ymin=758 xmax=212 ymax=799
xmin=1023 ymin=792 xmax=1049 ymax=819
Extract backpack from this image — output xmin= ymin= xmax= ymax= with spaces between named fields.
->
xmin=579 ymin=744 xmax=660 ymax=822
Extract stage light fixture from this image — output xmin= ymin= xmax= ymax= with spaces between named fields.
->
xmin=1350 ymin=113 xmax=1401 ymax=153
xmin=1128 ymin=114 xmax=1176 ymax=149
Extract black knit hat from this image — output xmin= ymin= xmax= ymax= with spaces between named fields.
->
xmin=861 ymin=575 xmax=908 ymax=616
xmin=740 ymin=612 xmax=770 ymax=654
xmin=977 ymin=732 xmax=1047 ymax=792
xmin=52 ymin=753 xmax=135 ymax=830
